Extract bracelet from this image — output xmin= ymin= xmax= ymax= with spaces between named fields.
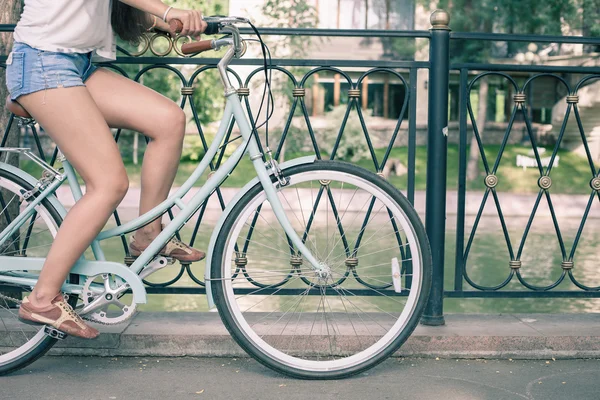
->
xmin=147 ymin=15 xmax=158 ymax=32
xmin=162 ymin=6 xmax=173 ymax=22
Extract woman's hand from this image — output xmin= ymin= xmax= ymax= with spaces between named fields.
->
xmin=165 ymin=8 xmax=207 ymax=38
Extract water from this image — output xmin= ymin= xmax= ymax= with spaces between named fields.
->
xmin=97 ymin=206 xmax=600 ymax=315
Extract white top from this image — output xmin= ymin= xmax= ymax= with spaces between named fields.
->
xmin=14 ymin=0 xmax=116 ymax=61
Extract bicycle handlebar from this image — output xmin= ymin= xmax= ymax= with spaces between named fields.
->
xmin=168 ymin=19 xmax=221 ymax=36
xmin=169 ymin=18 xmax=221 ymax=55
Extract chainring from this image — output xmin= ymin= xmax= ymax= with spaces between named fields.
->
xmin=81 ymin=273 xmax=137 ymax=325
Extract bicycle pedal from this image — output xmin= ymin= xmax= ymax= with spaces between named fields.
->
xmin=44 ymin=326 xmax=67 ymax=340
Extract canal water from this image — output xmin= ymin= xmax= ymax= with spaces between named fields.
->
xmin=95 ymin=202 xmax=600 ymax=314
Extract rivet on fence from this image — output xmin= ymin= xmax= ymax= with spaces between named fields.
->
xmin=538 ymin=176 xmax=552 ymax=190
xmin=561 ymin=261 xmax=574 ymax=270
xmin=348 ymin=89 xmax=361 ymax=98
xmin=566 ymin=95 xmax=579 ymax=104
xmin=235 ymin=253 xmax=248 ymax=267
xmin=292 ymin=88 xmax=305 ymax=97
xmin=513 ymin=93 xmax=526 ymax=106
xmin=484 ymin=174 xmax=498 ymax=188
xmin=509 ymin=260 xmax=522 ymax=269
xmin=181 ymin=86 xmax=194 ymax=96
xmin=237 ymin=87 xmax=250 ymax=97
xmin=290 ymin=256 xmax=303 ymax=268
xmin=590 ymin=177 xmax=600 ymax=191
xmin=345 ymin=258 xmax=359 ymax=269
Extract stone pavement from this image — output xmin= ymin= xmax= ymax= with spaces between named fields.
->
xmin=2 ymin=356 xmax=599 ymax=400
xmin=44 ymin=312 xmax=600 ymax=359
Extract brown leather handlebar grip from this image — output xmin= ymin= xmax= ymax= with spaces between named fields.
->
xmin=169 ymin=19 xmax=184 ymax=34
xmin=181 ymin=40 xmax=214 ymax=55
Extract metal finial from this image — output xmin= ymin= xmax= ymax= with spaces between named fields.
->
xmin=430 ymin=9 xmax=450 ymax=30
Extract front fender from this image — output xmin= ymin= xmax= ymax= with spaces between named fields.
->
xmin=204 ymin=155 xmax=316 ymax=310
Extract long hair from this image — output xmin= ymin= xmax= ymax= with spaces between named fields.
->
xmin=111 ymin=1 xmax=148 ymax=43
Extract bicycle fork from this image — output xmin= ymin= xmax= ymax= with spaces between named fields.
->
xmin=230 ymin=96 xmax=323 ymax=273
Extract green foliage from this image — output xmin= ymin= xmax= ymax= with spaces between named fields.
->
xmin=261 ymin=0 xmax=318 ymax=57
xmin=438 ymin=0 xmax=598 ymax=62
xmin=115 ymin=0 xmax=228 ymax=125
xmin=320 ymin=106 xmax=371 ymax=162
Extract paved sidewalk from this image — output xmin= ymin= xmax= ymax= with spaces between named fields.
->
xmin=2 ymin=356 xmax=599 ymax=400
xmin=45 ymin=312 xmax=600 ymax=359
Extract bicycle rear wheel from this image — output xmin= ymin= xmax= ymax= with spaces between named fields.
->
xmin=0 ymin=167 xmax=78 ymax=376
xmin=211 ymin=160 xmax=431 ymax=379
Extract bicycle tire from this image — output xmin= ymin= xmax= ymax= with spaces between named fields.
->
xmin=211 ymin=160 xmax=432 ymax=379
xmin=0 ymin=167 xmax=78 ymax=376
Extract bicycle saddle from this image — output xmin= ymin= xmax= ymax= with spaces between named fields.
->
xmin=5 ymin=96 xmax=31 ymax=119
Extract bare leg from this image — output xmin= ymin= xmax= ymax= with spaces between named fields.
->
xmin=85 ymin=68 xmax=186 ymax=245
xmin=17 ymin=87 xmax=129 ymax=307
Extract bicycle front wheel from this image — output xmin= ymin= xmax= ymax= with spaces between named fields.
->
xmin=211 ymin=160 xmax=431 ymax=379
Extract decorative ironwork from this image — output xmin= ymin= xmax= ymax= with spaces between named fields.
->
xmin=345 ymin=258 xmax=359 ymax=269
xmin=484 ymin=174 xmax=498 ymax=188
xmin=2 ymin=21 xmax=600 ymax=309
xmin=566 ymin=95 xmax=579 ymax=104
xmin=513 ymin=92 xmax=526 ymax=105
xmin=235 ymin=254 xmax=248 ymax=267
xmin=292 ymin=88 xmax=305 ymax=97
xmin=561 ymin=261 xmax=574 ymax=270
xmin=430 ymin=9 xmax=451 ymax=30
xmin=348 ymin=89 xmax=361 ymax=98
xmin=181 ymin=86 xmax=194 ymax=96
xmin=149 ymin=32 xmax=173 ymax=57
xmin=290 ymin=256 xmax=303 ymax=268
xmin=538 ymin=176 xmax=552 ymax=190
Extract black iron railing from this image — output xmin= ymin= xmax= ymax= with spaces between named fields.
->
xmin=2 ymin=10 xmax=600 ymax=325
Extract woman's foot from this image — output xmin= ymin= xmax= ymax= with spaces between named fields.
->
xmin=129 ymin=225 xmax=205 ymax=263
xmin=18 ymin=293 xmax=99 ymax=339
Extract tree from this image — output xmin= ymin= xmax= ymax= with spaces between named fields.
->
xmin=260 ymin=0 xmax=319 ymax=161
xmin=437 ymin=0 xmax=586 ymax=181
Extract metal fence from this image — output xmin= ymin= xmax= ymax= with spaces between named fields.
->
xmin=1 ymin=9 xmax=600 ymax=325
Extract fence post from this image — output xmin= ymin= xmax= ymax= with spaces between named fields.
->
xmin=421 ymin=9 xmax=450 ymax=326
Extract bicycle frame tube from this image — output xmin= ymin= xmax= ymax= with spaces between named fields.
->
xmin=107 ymin=92 xmax=321 ymax=274
xmin=0 ymin=78 xmax=321 ymax=281
xmin=96 ymin=100 xmax=236 ymax=241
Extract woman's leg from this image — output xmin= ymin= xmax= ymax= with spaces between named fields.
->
xmin=84 ymin=68 xmax=186 ymax=245
xmin=17 ymin=86 xmax=129 ymax=307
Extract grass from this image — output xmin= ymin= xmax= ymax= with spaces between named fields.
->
xmin=18 ymin=144 xmax=600 ymax=194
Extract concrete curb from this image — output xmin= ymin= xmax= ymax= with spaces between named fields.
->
xmin=46 ymin=312 xmax=600 ymax=359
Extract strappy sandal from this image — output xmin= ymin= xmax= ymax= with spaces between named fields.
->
xmin=18 ymin=293 xmax=99 ymax=339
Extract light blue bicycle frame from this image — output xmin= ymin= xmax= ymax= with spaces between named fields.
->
xmin=0 ymin=37 xmax=322 ymax=308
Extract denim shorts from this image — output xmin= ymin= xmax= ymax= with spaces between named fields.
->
xmin=5 ymin=42 xmax=98 ymax=101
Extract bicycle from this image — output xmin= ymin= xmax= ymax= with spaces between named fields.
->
xmin=0 ymin=16 xmax=432 ymax=379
